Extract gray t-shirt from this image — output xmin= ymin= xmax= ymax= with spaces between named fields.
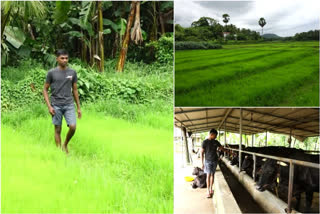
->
xmin=45 ymin=67 xmax=77 ymax=105
xmin=201 ymin=139 xmax=221 ymax=162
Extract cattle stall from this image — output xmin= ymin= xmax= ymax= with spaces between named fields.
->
xmin=175 ymin=108 xmax=319 ymax=214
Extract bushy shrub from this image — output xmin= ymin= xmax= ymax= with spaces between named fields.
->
xmin=1 ymin=59 xmax=173 ymax=111
xmin=175 ymin=41 xmax=222 ymax=50
xmin=146 ymin=34 xmax=174 ymax=64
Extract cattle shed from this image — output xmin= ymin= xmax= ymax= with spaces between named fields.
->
xmin=174 ymin=107 xmax=319 ymax=214
xmin=175 ymin=108 xmax=319 ymax=142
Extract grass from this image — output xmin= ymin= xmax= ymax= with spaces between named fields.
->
xmin=2 ymin=103 xmax=173 ymax=213
xmin=175 ymin=41 xmax=319 ymax=106
xmin=1 ymin=58 xmax=174 ymax=213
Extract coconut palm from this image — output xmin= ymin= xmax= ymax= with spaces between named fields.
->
xmin=222 ymin=14 xmax=230 ymax=27
xmin=259 ymin=17 xmax=266 ymax=35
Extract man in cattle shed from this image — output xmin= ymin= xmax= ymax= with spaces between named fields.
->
xmin=201 ymin=128 xmax=224 ymax=198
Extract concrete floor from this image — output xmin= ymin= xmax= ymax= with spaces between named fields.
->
xmin=174 ymin=152 xmax=215 ymax=214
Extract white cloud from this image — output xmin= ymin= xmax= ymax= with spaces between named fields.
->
xmin=175 ymin=0 xmax=320 ymax=36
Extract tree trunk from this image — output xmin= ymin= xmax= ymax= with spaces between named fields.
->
xmin=159 ymin=3 xmax=166 ymax=36
xmin=150 ymin=2 xmax=157 ymax=41
xmin=116 ymin=1 xmax=137 ymax=72
xmin=131 ymin=2 xmax=143 ymax=44
xmin=98 ymin=1 xmax=104 ymax=72
xmin=112 ymin=33 xmax=119 ymax=58
xmin=182 ymin=127 xmax=190 ymax=164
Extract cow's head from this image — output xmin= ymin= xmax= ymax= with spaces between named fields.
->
xmin=241 ymin=155 xmax=252 ymax=171
xmin=256 ymin=159 xmax=278 ymax=191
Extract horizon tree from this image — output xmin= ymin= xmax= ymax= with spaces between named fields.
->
xmin=259 ymin=17 xmax=266 ymax=35
xmin=222 ymin=14 xmax=230 ymax=27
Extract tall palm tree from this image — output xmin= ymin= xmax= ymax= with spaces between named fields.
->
xmin=222 ymin=14 xmax=230 ymax=27
xmin=258 ymin=17 xmax=266 ymax=35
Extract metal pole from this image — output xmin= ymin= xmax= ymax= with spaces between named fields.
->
xmin=244 ymin=134 xmax=248 ymax=147
xmin=224 ymin=121 xmax=227 ymax=146
xmin=182 ymin=127 xmax=190 ymax=164
xmin=314 ymin=137 xmax=319 ymax=150
xmin=252 ymin=134 xmax=254 ymax=147
xmin=239 ymin=108 xmax=242 ymax=172
xmin=287 ymin=161 xmax=294 ymax=213
xmin=265 ymin=130 xmax=268 ymax=146
xmin=253 ymin=154 xmax=256 ymax=181
xmin=289 ymin=128 xmax=292 ymax=148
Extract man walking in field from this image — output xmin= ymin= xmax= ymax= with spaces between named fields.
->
xmin=201 ymin=128 xmax=223 ymax=198
xmin=43 ymin=49 xmax=81 ymax=154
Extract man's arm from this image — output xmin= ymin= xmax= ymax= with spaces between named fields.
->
xmin=72 ymin=82 xmax=82 ymax=119
xmin=200 ymin=148 xmax=205 ymax=170
xmin=43 ymin=83 xmax=55 ymax=116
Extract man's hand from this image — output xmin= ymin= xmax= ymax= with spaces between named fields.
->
xmin=77 ymin=109 xmax=82 ymax=119
xmin=48 ymin=106 xmax=55 ymax=116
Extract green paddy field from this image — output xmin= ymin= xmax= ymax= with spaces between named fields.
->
xmin=2 ymin=103 xmax=173 ymax=213
xmin=175 ymin=41 xmax=319 ymax=106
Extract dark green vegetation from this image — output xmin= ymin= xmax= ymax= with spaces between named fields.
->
xmin=175 ymin=16 xmax=319 ymax=43
xmin=2 ymin=1 xmax=174 ymax=213
xmin=175 ymin=41 xmax=222 ymax=50
xmin=175 ymin=41 xmax=319 ymax=106
xmin=175 ymin=16 xmax=261 ymax=42
xmin=1 ymin=1 xmax=173 ymax=68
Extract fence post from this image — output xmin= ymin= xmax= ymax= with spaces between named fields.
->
xmin=239 ymin=108 xmax=242 ymax=172
xmin=287 ymin=161 xmax=294 ymax=213
xmin=253 ymin=154 xmax=256 ymax=181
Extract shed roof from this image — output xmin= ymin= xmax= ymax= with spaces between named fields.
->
xmin=174 ymin=108 xmax=319 ymax=141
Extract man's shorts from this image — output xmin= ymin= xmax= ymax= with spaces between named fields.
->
xmin=52 ymin=104 xmax=76 ymax=126
xmin=204 ymin=161 xmax=218 ymax=174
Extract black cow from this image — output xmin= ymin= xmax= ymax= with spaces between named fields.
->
xmin=223 ymin=145 xmax=246 ymax=165
xmin=192 ymin=167 xmax=207 ymax=189
xmin=241 ymin=147 xmax=305 ymax=179
xmin=256 ymin=153 xmax=319 ymax=212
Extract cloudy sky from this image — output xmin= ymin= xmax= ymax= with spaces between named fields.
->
xmin=175 ymin=0 xmax=320 ymax=37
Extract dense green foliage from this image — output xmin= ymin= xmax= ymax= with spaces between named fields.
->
xmin=1 ymin=1 xmax=173 ymax=67
xmin=175 ymin=41 xmax=319 ymax=106
xmin=175 ymin=41 xmax=222 ymax=50
xmin=1 ymin=59 xmax=173 ymax=111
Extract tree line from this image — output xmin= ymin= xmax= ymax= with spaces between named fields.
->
xmin=175 ymin=16 xmax=262 ymax=42
xmin=176 ymin=15 xmax=319 ymax=43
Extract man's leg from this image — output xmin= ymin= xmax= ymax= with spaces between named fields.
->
xmin=62 ymin=104 xmax=77 ymax=154
xmin=210 ymin=174 xmax=214 ymax=194
xmin=206 ymin=173 xmax=211 ymax=195
xmin=62 ymin=124 xmax=76 ymax=154
xmin=54 ymin=125 xmax=62 ymax=147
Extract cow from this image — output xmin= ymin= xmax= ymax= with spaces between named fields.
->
xmin=256 ymin=152 xmax=319 ymax=213
xmin=222 ymin=144 xmax=246 ymax=165
xmin=192 ymin=167 xmax=207 ymax=189
xmin=241 ymin=147 xmax=305 ymax=179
